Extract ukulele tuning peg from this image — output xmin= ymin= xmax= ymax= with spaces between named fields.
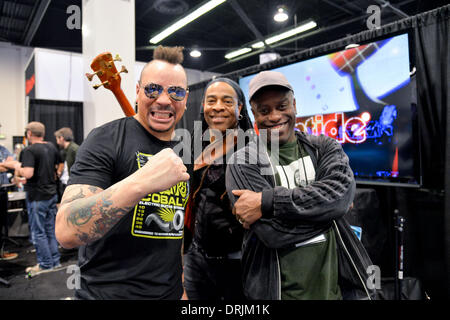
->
xmin=114 ymin=54 xmax=122 ymax=62
xmin=93 ymin=80 xmax=109 ymax=90
xmin=86 ymin=70 xmax=103 ymax=81
xmin=120 ymin=65 xmax=128 ymax=74
xmin=114 ymin=65 xmax=128 ymax=78
xmin=85 ymin=72 xmax=95 ymax=81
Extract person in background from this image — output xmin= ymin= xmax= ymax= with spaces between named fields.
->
xmin=0 ymin=145 xmax=16 ymax=185
xmin=55 ymin=46 xmax=191 ymax=300
xmin=54 ymin=127 xmax=79 ymax=199
xmin=183 ymin=78 xmax=253 ymax=300
xmin=14 ymin=122 xmax=63 ymax=276
xmin=0 ymin=145 xmax=19 ymax=261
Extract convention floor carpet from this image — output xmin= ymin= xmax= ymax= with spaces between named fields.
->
xmin=0 ymin=237 xmax=78 ymax=300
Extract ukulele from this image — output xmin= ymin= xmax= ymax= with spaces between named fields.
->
xmin=86 ymin=52 xmax=136 ymax=117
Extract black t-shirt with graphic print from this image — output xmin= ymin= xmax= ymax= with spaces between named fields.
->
xmin=20 ymin=142 xmax=62 ymax=201
xmin=68 ymin=117 xmax=189 ymax=300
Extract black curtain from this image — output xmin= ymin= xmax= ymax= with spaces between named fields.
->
xmin=412 ymin=7 xmax=449 ymax=300
xmin=28 ymin=99 xmax=84 ymax=148
xmin=180 ymin=5 xmax=450 ymax=299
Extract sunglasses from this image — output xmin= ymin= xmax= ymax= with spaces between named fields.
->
xmin=141 ymin=83 xmax=188 ymax=101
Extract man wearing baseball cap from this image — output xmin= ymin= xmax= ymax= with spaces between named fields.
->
xmin=15 ymin=121 xmax=64 ymax=277
xmin=226 ymin=71 xmax=378 ymax=300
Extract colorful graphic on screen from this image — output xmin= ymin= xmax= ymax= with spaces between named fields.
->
xmin=239 ymin=33 xmax=419 ymax=185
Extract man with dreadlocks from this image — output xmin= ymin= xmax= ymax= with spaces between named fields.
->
xmin=183 ymin=78 xmax=253 ymax=300
xmin=56 ymin=46 xmax=190 ymax=300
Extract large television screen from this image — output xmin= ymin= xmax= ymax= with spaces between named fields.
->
xmin=239 ymin=32 xmax=421 ymax=187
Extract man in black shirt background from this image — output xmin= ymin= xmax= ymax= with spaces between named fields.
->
xmin=55 ymin=46 xmax=190 ymax=299
xmin=54 ymin=127 xmax=79 ymax=200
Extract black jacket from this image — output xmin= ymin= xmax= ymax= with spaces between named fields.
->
xmin=191 ymin=161 xmax=244 ymax=257
xmin=226 ymin=131 xmax=379 ymax=300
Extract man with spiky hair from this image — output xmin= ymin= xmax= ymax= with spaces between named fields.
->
xmin=56 ymin=46 xmax=190 ymax=300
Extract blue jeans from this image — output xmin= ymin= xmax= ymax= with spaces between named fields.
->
xmin=26 ymin=194 xmax=60 ymax=269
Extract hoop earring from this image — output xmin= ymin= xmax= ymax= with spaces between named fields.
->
xmin=238 ymin=114 xmax=243 ymax=120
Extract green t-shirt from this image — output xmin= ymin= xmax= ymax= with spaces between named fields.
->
xmin=269 ymin=139 xmax=341 ymax=300
xmin=65 ymin=141 xmax=79 ymax=173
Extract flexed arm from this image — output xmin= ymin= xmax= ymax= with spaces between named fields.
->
xmin=56 ymin=148 xmax=189 ymax=248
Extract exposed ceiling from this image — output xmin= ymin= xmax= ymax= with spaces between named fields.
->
xmin=0 ymin=0 xmax=447 ymax=75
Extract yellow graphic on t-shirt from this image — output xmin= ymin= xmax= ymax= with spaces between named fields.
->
xmin=131 ymin=151 xmax=189 ymax=239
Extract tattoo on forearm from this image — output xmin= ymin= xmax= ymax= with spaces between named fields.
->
xmin=76 ymin=231 xmax=90 ymax=244
xmin=61 ymin=188 xmax=86 ymax=205
xmin=66 ymin=206 xmax=94 ymax=226
xmin=88 ymin=185 xmax=100 ymax=193
xmin=66 ymin=188 xmax=134 ymax=244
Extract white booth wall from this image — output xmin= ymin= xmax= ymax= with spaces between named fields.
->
xmin=0 ymin=42 xmax=33 ymax=153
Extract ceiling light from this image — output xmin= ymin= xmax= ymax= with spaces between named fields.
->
xmin=225 ymin=47 xmax=252 ymax=60
xmin=265 ymin=20 xmax=317 ymax=45
xmin=190 ymin=49 xmax=202 ymax=58
xmin=224 ymin=20 xmax=317 ymax=61
xmin=251 ymin=41 xmax=265 ymax=49
xmin=150 ymin=0 xmax=227 ymax=44
xmin=274 ymin=6 xmax=288 ymax=22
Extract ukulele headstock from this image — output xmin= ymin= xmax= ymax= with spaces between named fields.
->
xmin=86 ymin=53 xmax=128 ymax=91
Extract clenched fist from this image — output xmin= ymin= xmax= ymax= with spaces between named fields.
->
xmin=131 ymin=148 xmax=189 ymax=196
